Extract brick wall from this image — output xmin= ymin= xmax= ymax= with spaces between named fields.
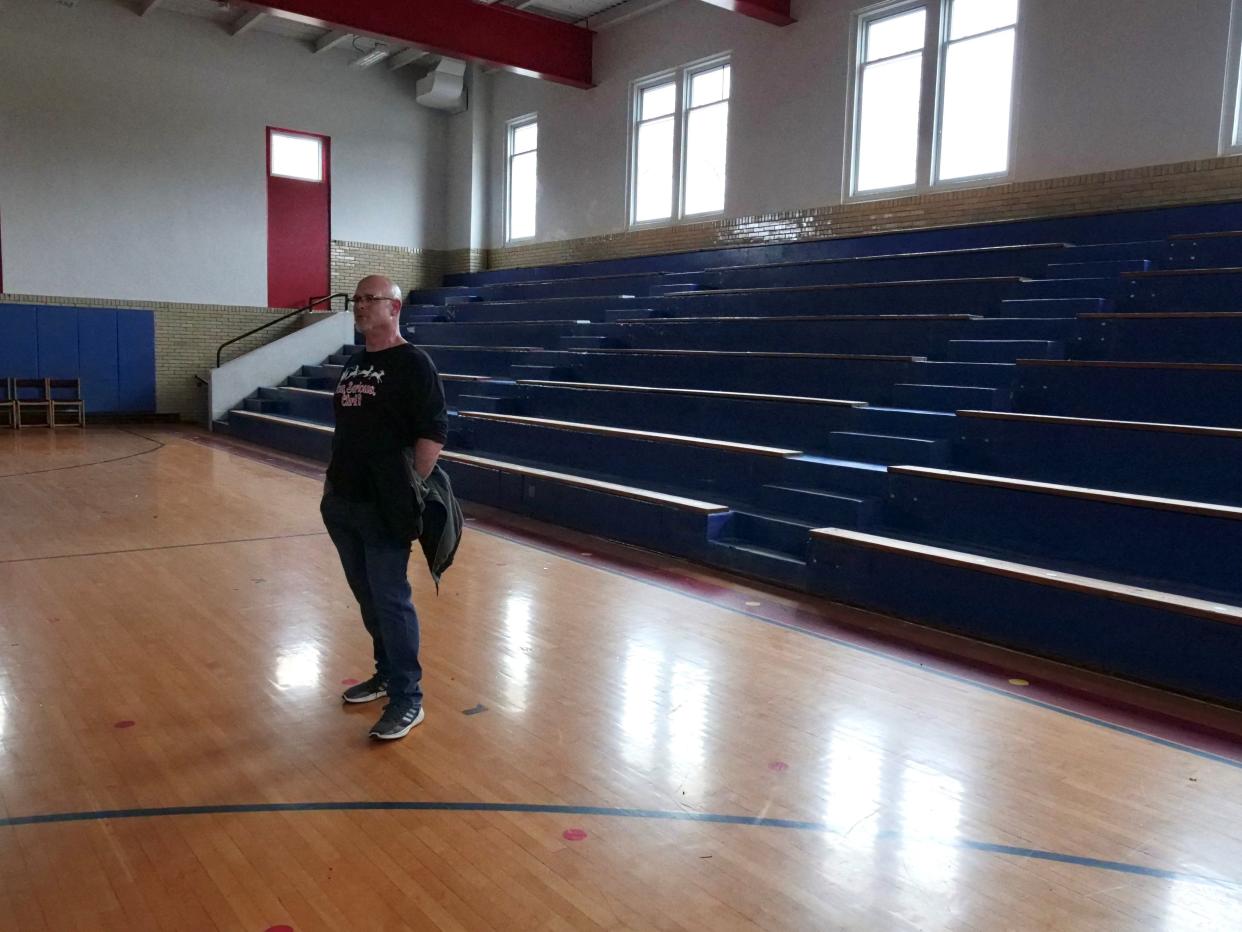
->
xmin=483 ymin=154 xmax=1242 ymax=270
xmin=330 ymin=241 xmax=449 ymax=297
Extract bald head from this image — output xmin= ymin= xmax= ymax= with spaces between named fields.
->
xmin=352 ymin=274 xmax=406 ymax=350
xmin=355 ymin=275 xmax=402 ymax=303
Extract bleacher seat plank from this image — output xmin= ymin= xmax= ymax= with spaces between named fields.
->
xmin=615 ymin=313 xmax=979 ymax=325
xmin=664 ymin=275 xmax=1025 ymax=298
xmin=1079 ymin=312 xmax=1242 ymax=322
xmin=456 ymin=411 xmax=802 ymax=457
xmin=229 ymin=410 xmax=333 ymax=433
xmin=513 ymin=379 xmax=866 ymax=407
xmin=572 ymin=348 xmax=925 ymax=362
xmin=956 ymin=409 xmax=1242 ymax=439
xmin=888 ymin=465 xmax=1242 ymax=521
xmin=1169 ymin=231 xmax=1242 ymax=240
xmin=441 ymin=451 xmax=728 ymax=513
xmin=417 ymin=344 xmax=544 ymax=351
xmin=1123 ymin=267 xmax=1242 ymax=278
xmin=1017 ymin=359 xmax=1242 ymax=372
xmin=700 ymin=243 xmax=1069 ymax=273
xmin=812 ymin=528 xmax=1242 ymax=626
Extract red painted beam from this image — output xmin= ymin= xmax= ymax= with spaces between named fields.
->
xmin=697 ymin=0 xmax=793 ymax=26
xmin=247 ymin=0 xmax=594 ymax=87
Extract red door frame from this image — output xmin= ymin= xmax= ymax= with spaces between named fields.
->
xmin=266 ymin=126 xmax=332 ymax=309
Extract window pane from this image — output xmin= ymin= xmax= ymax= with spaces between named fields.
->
xmin=511 ymin=121 xmax=538 ymax=155
xmin=949 ymin=0 xmax=1018 ymax=40
xmin=690 ymin=65 xmax=730 ymax=108
xmin=855 ymin=52 xmax=922 ymax=192
xmin=937 ymin=29 xmax=1015 ymax=180
xmin=509 ymin=150 xmax=537 ymax=240
xmin=634 ymin=115 xmax=674 ymax=222
xmin=640 ymin=82 xmax=676 ymax=120
xmin=684 ymin=101 xmax=728 ymax=215
xmin=270 ymin=131 xmax=322 ymax=182
xmin=865 ymin=8 xmax=926 ymax=62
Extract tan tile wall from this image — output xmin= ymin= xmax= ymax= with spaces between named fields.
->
xmin=330 ymin=241 xmax=448 ymax=297
xmin=1 ymin=291 xmax=313 ymax=422
xmin=483 ymin=154 xmax=1242 ymax=270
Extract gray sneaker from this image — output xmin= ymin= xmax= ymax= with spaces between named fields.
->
xmin=341 ymin=675 xmax=387 ymax=704
xmin=369 ymin=704 xmax=425 ymax=740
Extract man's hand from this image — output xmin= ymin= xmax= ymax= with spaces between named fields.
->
xmin=413 ymin=438 xmax=444 ymax=480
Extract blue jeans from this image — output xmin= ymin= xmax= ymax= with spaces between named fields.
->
xmin=321 ymin=493 xmax=423 ymax=709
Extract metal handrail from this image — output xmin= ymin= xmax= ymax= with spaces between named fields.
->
xmin=215 ymin=292 xmax=349 ymax=368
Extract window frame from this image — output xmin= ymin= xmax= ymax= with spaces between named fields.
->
xmin=679 ymin=56 xmax=732 ymax=220
xmin=628 ymin=54 xmax=732 ymax=228
xmin=268 ymin=127 xmax=327 ymax=183
xmin=1221 ymin=0 xmax=1242 ymax=154
xmin=629 ymin=70 xmax=680 ymax=228
xmin=844 ymin=0 xmax=1021 ymax=202
xmin=505 ymin=113 xmax=539 ymax=244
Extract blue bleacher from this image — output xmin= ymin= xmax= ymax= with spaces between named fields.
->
xmin=218 ymin=199 xmax=1242 ymax=708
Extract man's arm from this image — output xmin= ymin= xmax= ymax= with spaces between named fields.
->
xmin=413 ymin=437 xmax=443 ymax=479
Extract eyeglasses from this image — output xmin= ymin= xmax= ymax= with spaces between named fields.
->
xmin=350 ymin=294 xmax=398 ymax=306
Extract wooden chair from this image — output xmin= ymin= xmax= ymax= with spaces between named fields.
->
xmin=14 ymin=378 xmax=51 ymax=429
xmin=48 ymin=377 xmax=85 ymax=428
xmin=0 ymin=378 xmax=15 ymax=429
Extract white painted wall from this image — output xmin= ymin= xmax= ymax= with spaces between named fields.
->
xmin=209 ymin=310 xmax=353 ymax=422
xmin=0 ymin=0 xmax=449 ymax=305
xmin=465 ymin=0 xmax=1235 ymax=249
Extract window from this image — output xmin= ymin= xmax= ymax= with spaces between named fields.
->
xmin=269 ymin=130 xmax=324 ymax=182
xmin=631 ymin=59 xmax=731 ymax=224
xmin=1222 ymin=0 xmax=1242 ymax=152
xmin=506 ymin=116 xmax=538 ymax=242
xmin=849 ymin=0 xmax=1019 ymax=197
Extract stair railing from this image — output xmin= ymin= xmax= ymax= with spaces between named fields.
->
xmin=215 ymin=293 xmax=350 ymax=368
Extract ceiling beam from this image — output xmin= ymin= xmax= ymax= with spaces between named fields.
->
xmin=314 ymin=29 xmax=352 ymax=53
xmin=243 ymin=0 xmax=593 ymax=87
xmin=389 ymin=47 xmax=433 ymax=71
xmin=696 ymin=0 xmax=793 ymax=26
xmin=231 ymin=10 xmax=269 ymax=35
xmin=586 ymin=0 xmax=676 ymax=31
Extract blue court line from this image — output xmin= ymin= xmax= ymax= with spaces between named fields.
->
xmin=3 ymin=799 xmax=1239 ymax=891
xmin=468 ymin=523 xmax=1242 ymax=772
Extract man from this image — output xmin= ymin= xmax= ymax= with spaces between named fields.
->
xmin=321 ymin=274 xmax=447 ymax=740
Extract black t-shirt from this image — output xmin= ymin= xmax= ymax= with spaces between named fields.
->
xmin=326 ymin=343 xmax=448 ymax=501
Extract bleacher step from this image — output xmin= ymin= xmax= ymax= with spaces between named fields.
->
xmin=781 ymin=455 xmax=889 ymax=496
xmin=1009 ymin=277 xmax=1116 ymax=299
xmin=1000 ymin=298 xmax=1108 ymax=316
xmin=456 ymin=394 xmax=522 ymax=414
xmin=893 ymin=383 xmax=1005 ymax=412
xmin=827 ymin=431 xmax=948 ymax=466
xmin=759 ymin=485 xmax=875 ymax=527
xmin=947 ymin=339 xmax=1064 ymax=363
xmin=604 ymin=308 xmax=655 ymax=321
xmin=559 ymin=336 xmax=612 ymax=349
xmin=1044 ymin=259 xmax=1151 ymax=277
xmin=509 ymin=364 xmax=576 ymax=380
xmin=852 ymin=407 xmax=957 ymax=439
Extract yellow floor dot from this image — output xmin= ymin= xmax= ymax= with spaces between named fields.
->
xmin=1009 ymin=678 xmax=1030 ymax=687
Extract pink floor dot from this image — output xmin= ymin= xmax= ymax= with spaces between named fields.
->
xmin=114 ymin=720 xmax=136 ymax=729
xmin=768 ymin=761 xmax=789 ymax=772
xmin=340 ymin=678 xmax=360 ymax=686
xmin=562 ymin=828 xmax=588 ymax=842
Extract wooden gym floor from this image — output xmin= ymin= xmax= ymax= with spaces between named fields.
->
xmin=3 ymin=426 xmax=1242 ymax=931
